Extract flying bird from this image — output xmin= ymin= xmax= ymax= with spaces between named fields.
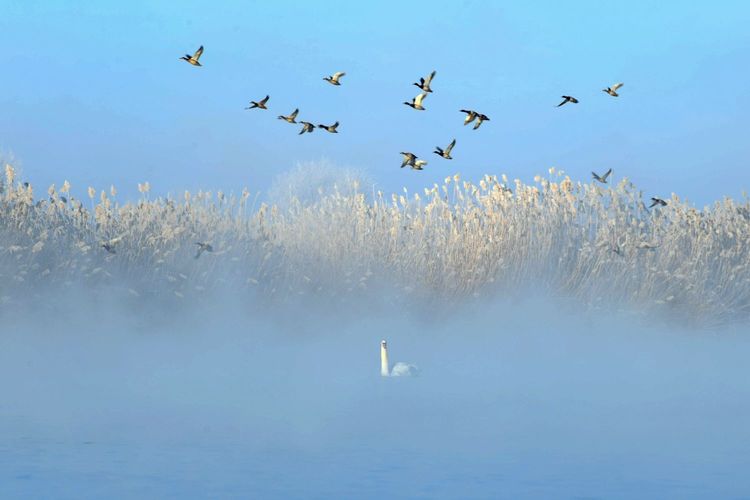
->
xmin=592 ymin=168 xmax=613 ymax=184
xmin=649 ymin=197 xmax=668 ymax=208
xmin=101 ymin=242 xmax=116 ymax=254
xmin=473 ymin=113 xmax=490 ymax=130
xmin=180 ymin=45 xmax=204 ymax=66
xmin=318 ymin=121 xmax=339 ymax=133
xmin=557 ymin=95 xmax=579 ymax=107
xmin=603 ymin=83 xmax=624 ymax=97
xmin=195 ymin=242 xmax=213 ymax=259
xmin=404 ymin=92 xmax=427 ymax=110
xmin=299 ymin=121 xmax=315 ymax=134
xmin=412 ymin=159 xmax=428 ymax=170
xmin=460 ymin=109 xmax=478 ymax=125
xmin=323 ymin=72 xmax=346 ymax=85
xmin=434 ymin=139 xmax=456 ymax=159
xmin=413 ymin=70 xmax=436 ymax=93
xmin=400 ymin=152 xmax=417 ymax=168
xmin=246 ymin=95 xmax=270 ymax=110
xmin=278 ymin=108 xmax=299 ymax=123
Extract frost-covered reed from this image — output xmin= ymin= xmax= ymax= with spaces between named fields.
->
xmin=2 ymin=163 xmax=749 ymax=325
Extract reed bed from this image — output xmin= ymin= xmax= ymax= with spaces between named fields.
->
xmin=2 ymin=163 xmax=749 ymax=326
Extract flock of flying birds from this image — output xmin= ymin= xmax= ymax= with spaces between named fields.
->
xmin=94 ymin=47 xmax=664 ymax=256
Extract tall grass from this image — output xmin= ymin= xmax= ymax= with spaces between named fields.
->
xmin=2 ymin=163 xmax=749 ymax=326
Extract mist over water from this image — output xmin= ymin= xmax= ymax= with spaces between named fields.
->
xmin=2 ymin=287 xmax=749 ymax=499
xmin=2 ymin=163 xmax=750 ymax=497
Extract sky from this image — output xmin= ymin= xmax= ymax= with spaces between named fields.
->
xmin=2 ymin=0 xmax=750 ymax=206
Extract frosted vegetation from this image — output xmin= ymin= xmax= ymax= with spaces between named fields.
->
xmin=2 ymin=163 xmax=748 ymax=326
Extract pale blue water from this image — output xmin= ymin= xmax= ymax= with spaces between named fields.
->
xmin=1 ymin=304 xmax=748 ymax=499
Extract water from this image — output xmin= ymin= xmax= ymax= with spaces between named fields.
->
xmin=1 ymin=302 xmax=748 ymax=499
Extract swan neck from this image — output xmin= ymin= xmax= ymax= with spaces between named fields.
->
xmin=380 ymin=342 xmax=389 ymax=377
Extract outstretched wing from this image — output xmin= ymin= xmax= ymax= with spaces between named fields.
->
xmin=424 ymin=70 xmax=436 ymax=85
xmin=611 ymin=83 xmax=623 ymax=91
xmin=414 ymin=92 xmax=427 ymax=107
xmin=602 ymin=168 xmax=612 ymax=180
xmin=461 ymin=110 xmax=476 ymax=124
xmin=290 ymin=108 xmax=299 ymax=119
xmin=193 ymin=46 xmax=204 ymax=60
xmin=260 ymin=95 xmax=270 ymax=105
xmin=445 ymin=139 xmax=456 ymax=155
xmin=333 ymin=71 xmax=346 ymax=80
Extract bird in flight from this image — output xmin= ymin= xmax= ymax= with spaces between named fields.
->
xmin=195 ymin=242 xmax=213 ymax=259
xmin=246 ymin=95 xmax=270 ymax=110
xmin=278 ymin=108 xmax=299 ymax=123
xmin=434 ymin=139 xmax=456 ymax=159
xmin=412 ymin=159 xmax=428 ymax=170
xmin=324 ymin=72 xmax=346 ymax=85
xmin=413 ymin=70 xmax=436 ymax=93
xmin=461 ymin=109 xmax=478 ymax=126
xmin=473 ymin=113 xmax=490 ymax=130
xmin=318 ymin=121 xmax=339 ymax=133
xmin=557 ymin=95 xmax=579 ymax=107
xmin=180 ymin=46 xmax=204 ymax=66
xmin=101 ymin=242 xmax=116 ymax=254
xmin=649 ymin=197 xmax=668 ymax=208
xmin=299 ymin=121 xmax=315 ymax=134
xmin=404 ymin=92 xmax=427 ymax=110
xmin=603 ymin=83 xmax=624 ymax=97
xmin=592 ymin=168 xmax=613 ymax=184
xmin=400 ymin=152 xmax=417 ymax=168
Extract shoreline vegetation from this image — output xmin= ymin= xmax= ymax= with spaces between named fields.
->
xmin=2 ymin=164 xmax=748 ymax=327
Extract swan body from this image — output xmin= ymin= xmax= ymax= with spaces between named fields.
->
xmin=380 ymin=340 xmax=419 ymax=377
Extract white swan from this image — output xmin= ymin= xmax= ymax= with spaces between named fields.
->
xmin=380 ymin=340 xmax=419 ymax=377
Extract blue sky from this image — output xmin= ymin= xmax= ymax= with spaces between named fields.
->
xmin=2 ymin=0 xmax=749 ymax=205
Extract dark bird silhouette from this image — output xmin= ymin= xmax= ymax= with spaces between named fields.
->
xmin=473 ymin=113 xmax=490 ymax=130
xmin=180 ymin=46 xmax=204 ymax=66
xmin=400 ymin=152 xmax=417 ymax=168
xmin=649 ymin=197 xmax=668 ymax=208
xmin=592 ymin=168 xmax=613 ymax=184
xmin=278 ymin=108 xmax=299 ymax=123
xmin=603 ymin=83 xmax=624 ymax=97
xmin=324 ymin=72 xmax=346 ymax=85
xmin=434 ymin=139 xmax=456 ymax=159
xmin=318 ymin=121 xmax=339 ymax=133
xmin=299 ymin=121 xmax=315 ymax=134
xmin=413 ymin=70 xmax=436 ymax=93
xmin=195 ymin=242 xmax=213 ymax=259
xmin=460 ymin=109 xmax=478 ymax=126
xmin=557 ymin=95 xmax=579 ymax=107
xmin=404 ymin=92 xmax=427 ymax=110
xmin=246 ymin=95 xmax=269 ymax=110
xmin=101 ymin=242 xmax=116 ymax=254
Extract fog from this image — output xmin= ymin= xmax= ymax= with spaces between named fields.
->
xmin=2 ymin=289 xmax=749 ymax=499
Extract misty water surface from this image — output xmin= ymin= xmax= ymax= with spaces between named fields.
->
xmin=1 ymin=295 xmax=748 ymax=499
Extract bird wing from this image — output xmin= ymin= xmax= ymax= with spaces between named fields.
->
xmin=425 ymin=70 xmax=436 ymax=85
xmin=445 ymin=139 xmax=456 ymax=154
xmin=333 ymin=71 xmax=345 ymax=80
xmin=611 ymin=83 xmax=624 ymax=91
xmin=193 ymin=46 xmax=204 ymax=60
xmin=602 ymin=168 xmax=612 ymax=180
xmin=260 ymin=95 xmax=269 ymax=105
xmin=290 ymin=108 xmax=299 ymax=119
xmin=414 ymin=92 xmax=427 ymax=106
xmin=332 ymin=121 xmax=339 ymax=128
xmin=462 ymin=110 xmax=476 ymax=124
xmin=557 ymin=98 xmax=567 ymax=107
